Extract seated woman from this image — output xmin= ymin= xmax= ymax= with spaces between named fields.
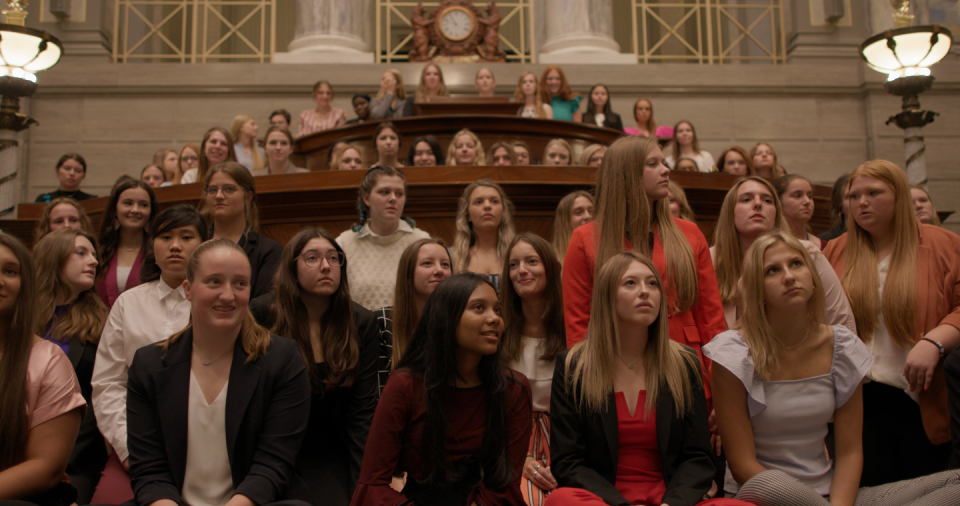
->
xmin=250 ymin=228 xmax=379 ymax=506
xmin=668 ymin=181 xmax=696 ymax=223
xmin=346 ymin=94 xmax=371 ymax=125
xmin=623 ymin=98 xmax=656 ymax=137
xmin=543 ymin=139 xmax=573 ymax=166
xmin=911 ymin=185 xmax=940 ymax=226
xmin=336 ymin=167 xmax=431 ymax=310
xmin=707 ymin=230 xmax=960 ymax=505
xmin=711 ymin=176 xmax=854 ymax=332
xmin=501 ymin=234 xmax=566 ymax=506
xmin=126 ymin=239 xmax=312 ymax=506
xmin=154 ymin=149 xmax=180 ymax=185
xmin=141 ymin=164 xmax=165 ymax=189
xmin=372 ymin=122 xmax=404 ymax=169
xmin=331 ymin=144 xmax=366 ymax=171
xmin=666 ymin=121 xmax=715 ymax=172
xmin=488 ymin=142 xmax=517 ymax=166
xmin=0 ymin=233 xmax=86 ymax=506
xmin=447 ymin=129 xmax=486 ymax=166
xmin=717 ymin=147 xmax=754 ymax=176
xmin=90 ymin=205 xmax=207 ymax=505
xmin=35 ymin=153 xmax=96 ymax=203
xmin=540 ymin=66 xmax=581 ymax=122
xmin=351 ymin=273 xmax=532 ymax=506
xmin=407 ymin=135 xmax=445 ymax=167
xmin=298 ymin=80 xmax=347 ymax=138
xmin=270 ymin=109 xmax=291 ymax=129
xmin=818 ymin=174 xmax=850 ymax=243
xmin=582 ymin=85 xmax=623 ymax=131
xmin=33 ymin=197 xmax=95 ymax=244
xmin=516 ymin=72 xmax=553 ymax=119
xmin=750 ymin=143 xmax=785 ymax=178
xmin=373 ymin=238 xmax=452 ymax=395
xmin=773 ymin=175 xmax=823 ymax=249
xmin=256 ymin=126 xmax=307 ymax=176
xmin=552 ymin=191 xmax=594 ymax=262
xmin=513 ymin=141 xmax=533 ymax=165
xmin=580 ymin=144 xmax=606 ymax=167
xmin=370 ymin=69 xmax=415 ymax=120
xmin=476 ymin=68 xmax=497 ymax=97
xmin=674 ymin=158 xmax=700 ymax=172
xmin=200 ymin=161 xmax=282 ymax=299
xmin=547 ymin=251 xmax=747 ymax=506
xmin=96 ymin=179 xmax=158 ymax=308
xmin=34 ymin=229 xmax=109 ymax=504
xmin=177 ymin=143 xmax=201 ymax=185
xmin=452 ymin=179 xmax=516 ymax=291
xmin=415 ymin=64 xmax=448 ymax=102
xmin=181 ymin=127 xmax=237 ymax=184
xmin=230 ymin=114 xmax=266 ymax=174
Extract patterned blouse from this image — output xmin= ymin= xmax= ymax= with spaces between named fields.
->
xmin=297 ymin=107 xmax=347 ymax=138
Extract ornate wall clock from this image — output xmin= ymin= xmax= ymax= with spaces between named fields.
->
xmin=408 ymin=0 xmax=505 ymax=63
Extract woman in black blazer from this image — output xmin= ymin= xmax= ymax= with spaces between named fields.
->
xmin=126 ymin=238 xmax=311 ymax=506
xmin=547 ymin=252 xmax=747 ymax=506
xmin=581 ymin=85 xmax=624 ymax=131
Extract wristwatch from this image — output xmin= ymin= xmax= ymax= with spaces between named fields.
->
xmin=921 ymin=336 xmax=944 ymax=358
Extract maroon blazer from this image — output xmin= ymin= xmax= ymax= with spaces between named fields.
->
xmin=96 ymin=249 xmax=145 ymax=309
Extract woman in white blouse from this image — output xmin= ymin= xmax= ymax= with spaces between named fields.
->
xmin=665 ymin=120 xmax=715 ymax=173
xmin=89 ymin=205 xmax=208 ymax=503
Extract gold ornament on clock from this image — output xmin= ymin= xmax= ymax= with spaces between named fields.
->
xmin=408 ymin=0 xmax=505 ymax=63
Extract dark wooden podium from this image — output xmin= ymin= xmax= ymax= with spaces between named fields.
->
xmin=414 ymin=97 xmax=520 ymax=117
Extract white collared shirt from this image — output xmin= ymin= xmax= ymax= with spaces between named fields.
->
xmin=91 ymin=279 xmax=192 ymax=462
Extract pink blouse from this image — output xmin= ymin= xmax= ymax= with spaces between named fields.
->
xmin=298 ymin=107 xmax=347 ymax=138
xmin=27 ymin=339 xmax=86 ymax=430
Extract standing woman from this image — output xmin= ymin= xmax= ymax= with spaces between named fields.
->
xmin=710 ymin=176 xmax=854 ymax=332
xmin=750 ymin=143 xmax=785 ymax=178
xmin=582 ymin=85 xmax=623 ymax=131
xmin=177 ymin=142 xmax=201 ymax=185
xmin=516 ymin=72 xmax=553 ymax=119
xmin=823 ymin=160 xmax=960 ymax=485
xmin=336 ymin=167 xmax=431 ymax=310
xmin=351 ymin=273 xmax=533 ymax=506
xmin=33 ymin=197 xmax=95 ymax=244
xmin=452 ymin=179 xmax=516 ymax=291
xmin=624 ymin=98 xmax=656 ymax=137
xmin=542 ymin=139 xmax=573 ymax=166
xmin=35 ymin=154 xmax=96 ymax=203
xmin=552 ymin=191 xmax=595 ymax=263
xmin=773 ymin=175 xmax=823 ymax=249
xmin=298 ymin=80 xmax=347 ymax=138
xmin=501 ymin=234 xmax=566 ymax=506
xmin=90 ymin=205 xmax=207 ymax=505
xmin=540 ymin=66 xmax=581 ymax=122
xmin=250 ymin=228 xmax=379 ymax=506
xmin=0 ymin=233 xmax=86 ymax=506
xmin=125 ymin=239 xmax=312 ymax=506
xmin=447 ymin=128 xmax=486 ymax=166
xmin=666 ymin=121 xmax=715 ymax=173
xmin=96 ymin=179 xmax=158 ymax=309
xmin=256 ymin=126 xmax=307 ymax=176
xmin=230 ymin=114 xmax=265 ymax=174
xmin=373 ymin=238 xmax=452 ymax=394
xmin=415 ymin=63 xmax=448 ymax=102
xmin=407 ymin=135 xmax=445 ymax=167
xmin=716 ymin=147 xmax=754 ymax=176
xmin=548 ymin=252 xmax=745 ymax=506
xmin=911 ymin=185 xmax=941 ymax=226
xmin=180 ymin=127 xmax=237 ymax=184
xmin=200 ymin=161 xmax=282 ymax=299
xmin=370 ymin=69 xmax=415 ymax=120
xmin=34 ymin=229 xmax=109 ymax=504
xmin=372 ymin=122 xmax=404 ymax=169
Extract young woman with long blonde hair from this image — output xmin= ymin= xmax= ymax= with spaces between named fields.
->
xmin=229 ymin=114 xmax=265 ymax=173
xmin=370 ymin=69 xmax=415 ymax=119
xmin=516 ymin=72 xmax=553 ymax=119
xmin=824 ymin=160 xmax=960 ymax=485
xmin=624 ymin=98 xmax=656 ymax=137
xmin=447 ymin=129 xmax=486 ymax=166
xmin=414 ymin=63 xmax=448 ymax=102
xmin=552 ymin=191 xmax=594 ymax=262
xmin=451 ymin=179 xmax=515 ymax=291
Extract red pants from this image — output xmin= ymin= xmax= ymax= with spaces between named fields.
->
xmin=90 ymin=453 xmax=134 ymax=505
xmin=544 ymin=487 xmax=755 ymax=506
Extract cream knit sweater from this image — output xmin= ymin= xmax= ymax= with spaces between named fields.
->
xmin=336 ymin=220 xmax=431 ymax=311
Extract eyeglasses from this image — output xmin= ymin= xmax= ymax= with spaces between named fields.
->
xmin=205 ymin=184 xmax=239 ymax=197
xmin=297 ymin=250 xmax=345 ymax=268
xmin=181 ymin=156 xmax=199 ymax=163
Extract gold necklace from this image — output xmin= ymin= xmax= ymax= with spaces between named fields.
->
xmin=783 ymin=324 xmax=811 ymax=350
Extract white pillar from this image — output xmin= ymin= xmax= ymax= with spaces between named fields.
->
xmin=273 ymin=0 xmax=375 ymax=63
xmin=903 ymin=126 xmax=927 ymax=185
xmin=537 ymin=0 xmax=635 ymax=64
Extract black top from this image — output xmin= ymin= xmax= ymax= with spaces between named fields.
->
xmin=126 ymin=329 xmax=311 ymax=506
xmin=35 ymin=189 xmax=97 ymax=203
xmin=65 ymin=337 xmax=108 ymax=504
xmin=345 ymin=118 xmax=367 ymax=125
xmin=237 ymin=230 xmax=282 ymax=299
xmin=250 ymin=293 xmax=380 ymax=506
xmin=550 ymin=348 xmax=714 ymax=506
xmin=582 ymin=112 xmax=624 ymax=131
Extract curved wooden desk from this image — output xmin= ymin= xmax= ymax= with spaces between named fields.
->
xmin=294 ymin=115 xmax=625 ymax=170
xmin=3 ymin=167 xmax=832 ymax=249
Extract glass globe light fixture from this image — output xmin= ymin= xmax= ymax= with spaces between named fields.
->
xmin=859 ymin=25 xmax=953 ymax=82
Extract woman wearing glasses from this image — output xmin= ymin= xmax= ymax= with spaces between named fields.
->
xmin=250 ymin=227 xmax=379 ymax=506
xmin=200 ymin=162 xmax=282 ymax=299
xmin=336 ymin=167 xmax=431 ymax=310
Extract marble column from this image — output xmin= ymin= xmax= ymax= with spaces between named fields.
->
xmin=273 ymin=0 xmax=375 ymax=63
xmin=537 ymin=0 xmax=635 ymax=64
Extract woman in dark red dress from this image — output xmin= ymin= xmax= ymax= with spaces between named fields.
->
xmin=548 ymin=251 xmax=752 ymax=506
xmin=350 ymin=273 xmax=532 ymax=506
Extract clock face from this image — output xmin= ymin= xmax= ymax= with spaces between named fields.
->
xmin=440 ymin=8 xmax=474 ymax=42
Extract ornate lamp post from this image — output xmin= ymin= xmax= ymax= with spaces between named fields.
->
xmin=858 ymin=0 xmax=952 ymax=185
xmin=0 ymin=0 xmax=62 ymax=214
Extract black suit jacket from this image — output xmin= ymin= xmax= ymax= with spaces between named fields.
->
xmin=65 ymin=338 xmax=108 ymax=504
xmin=238 ymin=231 xmax=282 ymax=300
xmin=582 ymin=112 xmax=624 ymax=131
xmin=550 ymin=348 xmax=714 ymax=506
xmin=126 ymin=329 xmax=311 ymax=506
